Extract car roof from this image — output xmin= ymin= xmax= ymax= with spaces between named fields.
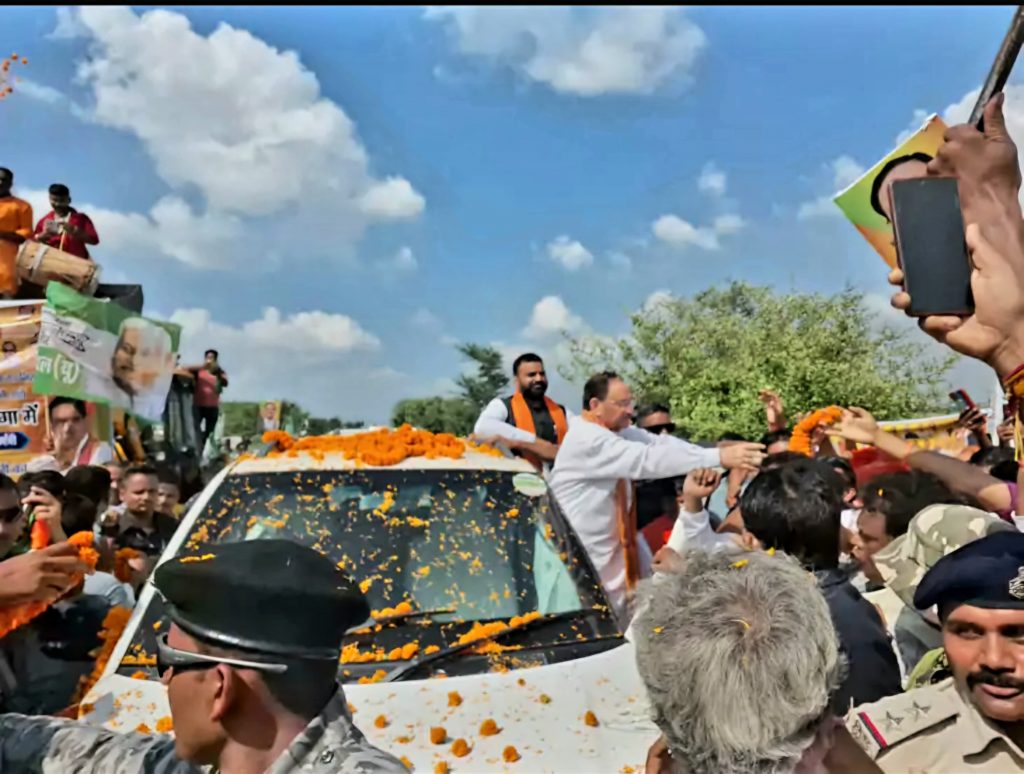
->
xmin=230 ymin=427 xmax=539 ymax=475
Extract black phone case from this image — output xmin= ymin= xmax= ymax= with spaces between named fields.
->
xmin=889 ymin=177 xmax=974 ymax=317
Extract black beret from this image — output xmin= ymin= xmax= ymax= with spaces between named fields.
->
xmin=913 ymin=531 xmax=1024 ymax=615
xmin=153 ymin=539 xmax=370 ymax=660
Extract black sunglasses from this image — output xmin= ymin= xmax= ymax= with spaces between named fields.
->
xmin=0 ymin=505 xmax=23 ymax=523
xmin=155 ymin=633 xmax=288 ymax=680
xmin=643 ymin=423 xmax=677 ymax=436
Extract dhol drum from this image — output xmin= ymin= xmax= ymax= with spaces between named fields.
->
xmin=15 ymin=241 xmax=100 ymax=296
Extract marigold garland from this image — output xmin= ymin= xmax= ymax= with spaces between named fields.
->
xmin=262 ymin=426 xmax=502 ymax=467
xmin=0 ymin=531 xmax=99 ymax=640
xmin=113 ymin=547 xmax=142 ymax=584
xmin=788 ymin=406 xmax=843 ymax=456
xmin=71 ymin=604 xmax=133 ymax=705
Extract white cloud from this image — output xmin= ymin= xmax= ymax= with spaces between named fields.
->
xmin=426 ymin=6 xmax=706 ymax=97
xmin=546 ymin=235 xmax=594 ymax=271
xmin=17 ymin=187 xmax=241 ymax=270
xmin=48 ymin=6 xmax=424 ymax=269
xmin=14 ymin=79 xmax=65 ymax=105
xmin=608 ymin=251 xmax=632 ymax=272
xmin=796 ymin=155 xmax=866 ymax=220
xmin=172 ymin=306 xmax=380 ymax=357
xmin=168 ymin=305 xmax=397 ymax=420
xmin=358 ymin=178 xmax=426 ymax=220
xmin=697 ymin=163 xmax=726 ymax=197
xmin=652 ymin=214 xmax=719 ymax=250
xmin=712 ymin=213 xmax=745 ymax=235
xmin=391 ymin=246 xmax=418 ymax=272
xmin=49 ymin=7 xmax=87 ymax=39
xmin=522 ymin=295 xmax=585 ymax=340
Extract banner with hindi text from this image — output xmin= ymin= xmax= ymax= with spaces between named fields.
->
xmin=0 ymin=301 xmax=48 ymax=476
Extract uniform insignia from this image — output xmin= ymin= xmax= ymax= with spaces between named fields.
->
xmin=882 ymin=711 xmax=903 ymax=731
xmin=1009 ymin=566 xmax=1024 ymax=600
xmin=904 ymin=701 xmax=930 ymax=721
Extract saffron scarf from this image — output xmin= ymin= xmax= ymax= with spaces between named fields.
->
xmin=580 ymin=410 xmax=640 ymax=592
xmin=509 ymin=391 xmax=568 ymax=469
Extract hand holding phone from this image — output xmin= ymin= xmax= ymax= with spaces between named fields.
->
xmin=889 ymin=177 xmax=974 ymax=317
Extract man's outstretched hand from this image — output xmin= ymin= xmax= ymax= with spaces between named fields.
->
xmin=719 ymin=442 xmax=766 ymax=473
xmin=0 ymin=543 xmax=87 ymax=607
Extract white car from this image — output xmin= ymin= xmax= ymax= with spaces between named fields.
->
xmin=79 ymin=438 xmax=660 ymax=772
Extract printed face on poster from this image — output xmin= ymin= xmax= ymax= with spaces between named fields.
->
xmin=833 ymin=115 xmax=948 ymax=269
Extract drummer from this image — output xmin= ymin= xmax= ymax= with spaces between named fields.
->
xmin=0 ymin=167 xmax=33 ymax=295
xmin=33 ymin=183 xmax=99 ymax=260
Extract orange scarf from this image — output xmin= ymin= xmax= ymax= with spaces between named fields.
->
xmin=509 ymin=391 xmax=568 ymax=470
xmin=580 ymin=410 xmax=640 ymax=592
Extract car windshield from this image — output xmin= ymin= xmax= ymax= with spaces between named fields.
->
xmin=118 ymin=466 xmax=621 ymax=680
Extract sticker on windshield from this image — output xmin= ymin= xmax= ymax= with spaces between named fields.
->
xmin=512 ymin=473 xmax=546 ymax=497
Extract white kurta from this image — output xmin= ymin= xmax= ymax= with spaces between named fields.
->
xmin=548 ymin=420 xmax=721 ymax=621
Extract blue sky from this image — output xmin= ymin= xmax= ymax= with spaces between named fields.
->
xmin=2 ymin=6 xmax=1017 ymax=421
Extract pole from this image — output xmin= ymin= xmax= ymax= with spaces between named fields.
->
xmin=970 ymin=6 xmax=1024 ymax=127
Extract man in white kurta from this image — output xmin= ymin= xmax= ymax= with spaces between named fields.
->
xmin=547 ymin=372 xmax=766 ymax=622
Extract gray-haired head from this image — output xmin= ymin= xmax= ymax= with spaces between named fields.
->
xmin=633 ymin=550 xmax=843 ymax=773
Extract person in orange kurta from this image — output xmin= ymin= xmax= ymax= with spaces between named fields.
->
xmin=0 ymin=168 xmax=32 ymax=296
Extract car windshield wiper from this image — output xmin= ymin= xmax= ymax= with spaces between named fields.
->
xmin=345 ymin=608 xmax=455 ymax=634
xmin=384 ymin=608 xmax=602 ymax=683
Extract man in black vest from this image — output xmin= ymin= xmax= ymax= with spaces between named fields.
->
xmin=473 ymin=353 xmax=571 ymax=467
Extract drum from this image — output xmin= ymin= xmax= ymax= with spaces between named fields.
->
xmin=15 ymin=241 xmax=100 ymax=296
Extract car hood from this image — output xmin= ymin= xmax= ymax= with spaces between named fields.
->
xmin=82 ymin=640 xmax=658 ymax=772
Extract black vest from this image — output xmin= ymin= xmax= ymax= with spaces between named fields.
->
xmin=502 ymin=396 xmax=564 ymax=445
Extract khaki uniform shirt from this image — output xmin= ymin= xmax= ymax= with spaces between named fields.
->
xmin=0 ymin=683 xmax=407 ymax=773
xmin=846 ymin=677 xmax=1024 ymax=772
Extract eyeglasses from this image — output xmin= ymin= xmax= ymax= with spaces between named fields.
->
xmin=0 ymin=505 xmax=22 ymax=523
xmin=155 ymin=633 xmax=289 ymax=680
xmin=609 ymin=399 xmax=635 ymax=410
xmin=643 ymin=423 xmax=677 ymax=436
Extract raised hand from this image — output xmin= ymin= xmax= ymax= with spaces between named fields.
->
xmin=827 ymin=407 xmax=879 ymax=446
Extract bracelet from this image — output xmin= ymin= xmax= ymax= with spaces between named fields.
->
xmin=1003 ymin=363 xmax=1024 ymax=399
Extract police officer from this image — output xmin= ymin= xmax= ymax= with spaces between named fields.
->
xmin=0 ymin=539 xmax=408 ymax=773
xmin=847 ymin=531 xmax=1024 ymax=771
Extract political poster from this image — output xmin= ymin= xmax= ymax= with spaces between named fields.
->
xmin=34 ymin=282 xmax=181 ymax=422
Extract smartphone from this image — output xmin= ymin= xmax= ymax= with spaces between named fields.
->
xmin=889 ymin=177 xmax=974 ymax=317
xmin=949 ymin=389 xmax=977 ymax=412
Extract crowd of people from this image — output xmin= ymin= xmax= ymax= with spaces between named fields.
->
xmin=0 ymin=96 xmax=1022 ymax=774
xmin=0 ymin=397 xmax=187 ymax=717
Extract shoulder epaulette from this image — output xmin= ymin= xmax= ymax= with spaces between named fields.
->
xmin=846 ymin=679 xmax=960 ymax=758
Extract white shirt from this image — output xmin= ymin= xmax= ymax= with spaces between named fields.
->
xmin=474 ymin=396 xmax=577 ymax=444
xmin=666 ymin=507 xmax=742 ymax=555
xmin=548 ymin=419 xmax=721 ymax=622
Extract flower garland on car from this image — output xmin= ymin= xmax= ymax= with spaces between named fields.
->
xmin=788 ymin=406 xmax=843 ymax=456
xmin=72 ymin=605 xmax=133 ymax=705
xmin=0 ymin=531 xmax=99 ymax=640
xmin=262 ymin=426 xmax=502 ymax=466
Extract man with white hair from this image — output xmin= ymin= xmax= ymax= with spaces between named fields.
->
xmin=634 ymin=549 xmax=878 ymax=773
xmin=548 ymin=371 xmax=765 ymax=622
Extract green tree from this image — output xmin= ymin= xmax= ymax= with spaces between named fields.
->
xmin=454 ymin=343 xmax=508 ymax=411
xmin=306 ymin=417 xmax=365 ymax=435
xmin=391 ymin=397 xmax=476 ymax=436
xmin=220 ymin=402 xmax=260 ymax=437
xmin=561 ymin=281 xmax=956 ymax=441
